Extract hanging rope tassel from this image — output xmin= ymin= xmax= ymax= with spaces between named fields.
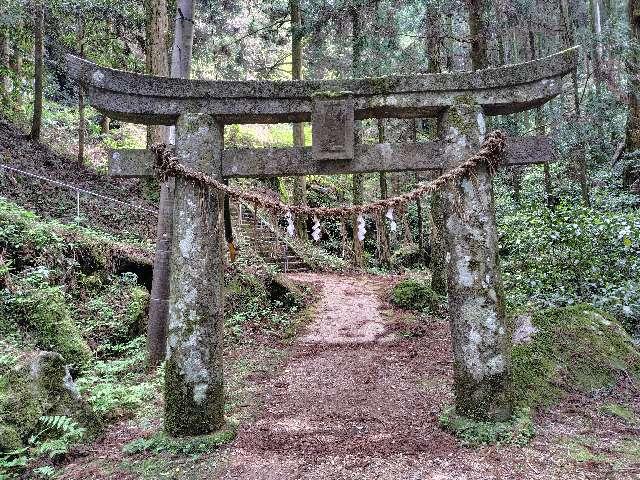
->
xmin=386 ymin=207 xmax=397 ymax=233
xmin=285 ymin=210 xmax=295 ymax=237
xmin=312 ymin=216 xmax=321 ymax=242
xmin=357 ymin=213 xmax=366 ymax=241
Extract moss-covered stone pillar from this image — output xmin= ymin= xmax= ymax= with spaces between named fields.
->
xmin=165 ymin=113 xmax=225 ymax=436
xmin=441 ymin=99 xmax=512 ymax=421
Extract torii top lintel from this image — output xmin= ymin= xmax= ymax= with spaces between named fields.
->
xmin=66 ymin=47 xmax=579 ymax=126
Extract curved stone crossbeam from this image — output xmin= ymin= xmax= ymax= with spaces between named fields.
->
xmin=67 ymin=47 xmax=578 ymax=125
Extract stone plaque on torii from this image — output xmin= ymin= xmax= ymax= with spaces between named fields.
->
xmin=67 ymin=47 xmax=579 ymax=435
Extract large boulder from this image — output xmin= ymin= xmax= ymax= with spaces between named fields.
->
xmin=510 ymin=305 xmax=640 ymax=409
xmin=0 ymin=349 xmax=99 ymax=452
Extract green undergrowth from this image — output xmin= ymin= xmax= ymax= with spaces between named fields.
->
xmin=0 ymin=197 xmax=153 ymax=274
xmin=225 ymin=269 xmax=307 ymax=342
xmin=0 ymin=199 xmax=156 ymax=477
xmin=439 ymin=406 xmax=535 ymax=446
xmin=122 ymin=421 xmax=237 ymax=456
xmin=391 ymin=277 xmax=440 ymax=313
xmin=509 ymin=304 xmax=640 ymax=410
xmin=75 ymin=337 xmax=161 ymax=420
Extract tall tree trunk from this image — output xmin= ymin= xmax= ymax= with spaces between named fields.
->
xmin=0 ymin=29 xmax=10 ymax=107
xmin=146 ymin=0 xmax=169 ymax=146
xmin=560 ymin=0 xmax=590 ymax=205
xmin=426 ymin=7 xmax=447 ymax=294
xmin=29 ymin=1 xmax=44 ymax=141
xmin=626 ymin=0 xmax=640 ymax=150
xmin=77 ymin=16 xmax=85 ymax=164
xmin=590 ymin=0 xmax=603 ymax=94
xmin=147 ymin=0 xmax=185 ymax=368
xmin=14 ymin=41 xmax=22 ymax=112
xmin=350 ymin=5 xmax=364 ymax=268
xmin=526 ymin=28 xmax=554 ymax=204
xmin=376 ymin=119 xmax=391 ymax=268
xmin=467 ymin=0 xmax=489 ymax=71
xmin=171 ymin=0 xmax=194 ymax=79
xmin=290 ymin=0 xmax=307 ymax=239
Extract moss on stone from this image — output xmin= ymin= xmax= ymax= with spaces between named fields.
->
xmin=600 ymin=403 xmax=638 ymax=424
xmin=0 ymin=424 xmax=23 ymax=452
xmin=311 ymin=90 xmax=353 ymax=99
xmin=391 ymin=278 xmax=440 ymax=313
xmin=16 ymin=285 xmax=92 ymax=370
xmin=0 ymin=368 xmax=45 ymax=442
xmin=509 ymin=305 xmax=640 ymax=409
xmin=126 ymin=286 xmax=150 ymax=334
xmin=0 ymin=350 xmax=101 ymax=447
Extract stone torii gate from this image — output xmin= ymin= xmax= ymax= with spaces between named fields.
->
xmin=68 ymin=47 xmax=578 ymax=436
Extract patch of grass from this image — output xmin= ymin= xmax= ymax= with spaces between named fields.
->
xmin=615 ymin=438 xmax=640 ymax=462
xmin=599 ymin=403 xmax=638 ymax=424
xmin=562 ymin=436 xmax=609 ymax=463
xmin=122 ymin=421 xmax=237 ymax=456
xmin=439 ymin=406 xmax=535 ymax=446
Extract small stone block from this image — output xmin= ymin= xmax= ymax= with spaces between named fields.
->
xmin=311 ymin=95 xmax=354 ymax=161
xmin=108 ymin=149 xmax=155 ymax=178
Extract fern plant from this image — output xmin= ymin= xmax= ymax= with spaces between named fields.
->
xmin=0 ymin=446 xmax=28 ymax=479
xmin=29 ymin=415 xmax=86 ymax=459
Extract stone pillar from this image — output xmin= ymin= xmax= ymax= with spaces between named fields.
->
xmin=441 ymin=100 xmax=511 ymax=422
xmin=165 ymin=113 xmax=225 ymax=436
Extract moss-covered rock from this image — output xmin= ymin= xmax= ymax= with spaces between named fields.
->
xmin=510 ymin=305 xmax=640 ymax=409
xmin=0 ymin=423 xmax=23 ymax=452
xmin=0 ymin=349 xmax=100 ymax=447
xmin=13 ymin=283 xmax=92 ymax=370
xmin=390 ymin=243 xmax=422 ymax=269
xmin=391 ymin=278 xmax=440 ymax=312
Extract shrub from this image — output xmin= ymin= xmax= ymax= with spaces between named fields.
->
xmin=498 ymin=201 xmax=640 ymax=331
xmin=391 ymin=278 xmax=439 ymax=312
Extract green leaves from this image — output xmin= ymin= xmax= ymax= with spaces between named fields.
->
xmin=498 ymin=201 xmax=640 ymax=329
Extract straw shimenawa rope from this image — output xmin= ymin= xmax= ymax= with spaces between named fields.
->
xmin=153 ymin=130 xmax=507 ymax=219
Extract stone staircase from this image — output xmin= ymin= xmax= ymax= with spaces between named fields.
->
xmin=232 ymin=201 xmax=308 ymax=273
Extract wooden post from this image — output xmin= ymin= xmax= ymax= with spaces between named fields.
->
xmin=164 ymin=113 xmax=225 ymax=436
xmin=148 ymin=178 xmax=175 ymax=367
xmin=441 ymin=100 xmax=512 ymax=421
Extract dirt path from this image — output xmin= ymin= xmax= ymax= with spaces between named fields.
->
xmin=52 ymin=273 xmax=639 ymax=479
xmin=216 ymin=273 xmax=638 ymax=480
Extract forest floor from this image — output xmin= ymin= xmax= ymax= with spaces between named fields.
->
xmin=0 ymin=119 xmax=156 ymax=239
xmin=56 ymin=273 xmax=640 ymax=480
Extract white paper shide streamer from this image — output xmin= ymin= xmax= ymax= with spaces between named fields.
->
xmin=312 ymin=216 xmax=321 ymax=241
xmin=357 ymin=213 xmax=366 ymax=241
xmin=285 ymin=210 xmax=295 ymax=237
xmin=386 ymin=208 xmax=397 ymax=232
